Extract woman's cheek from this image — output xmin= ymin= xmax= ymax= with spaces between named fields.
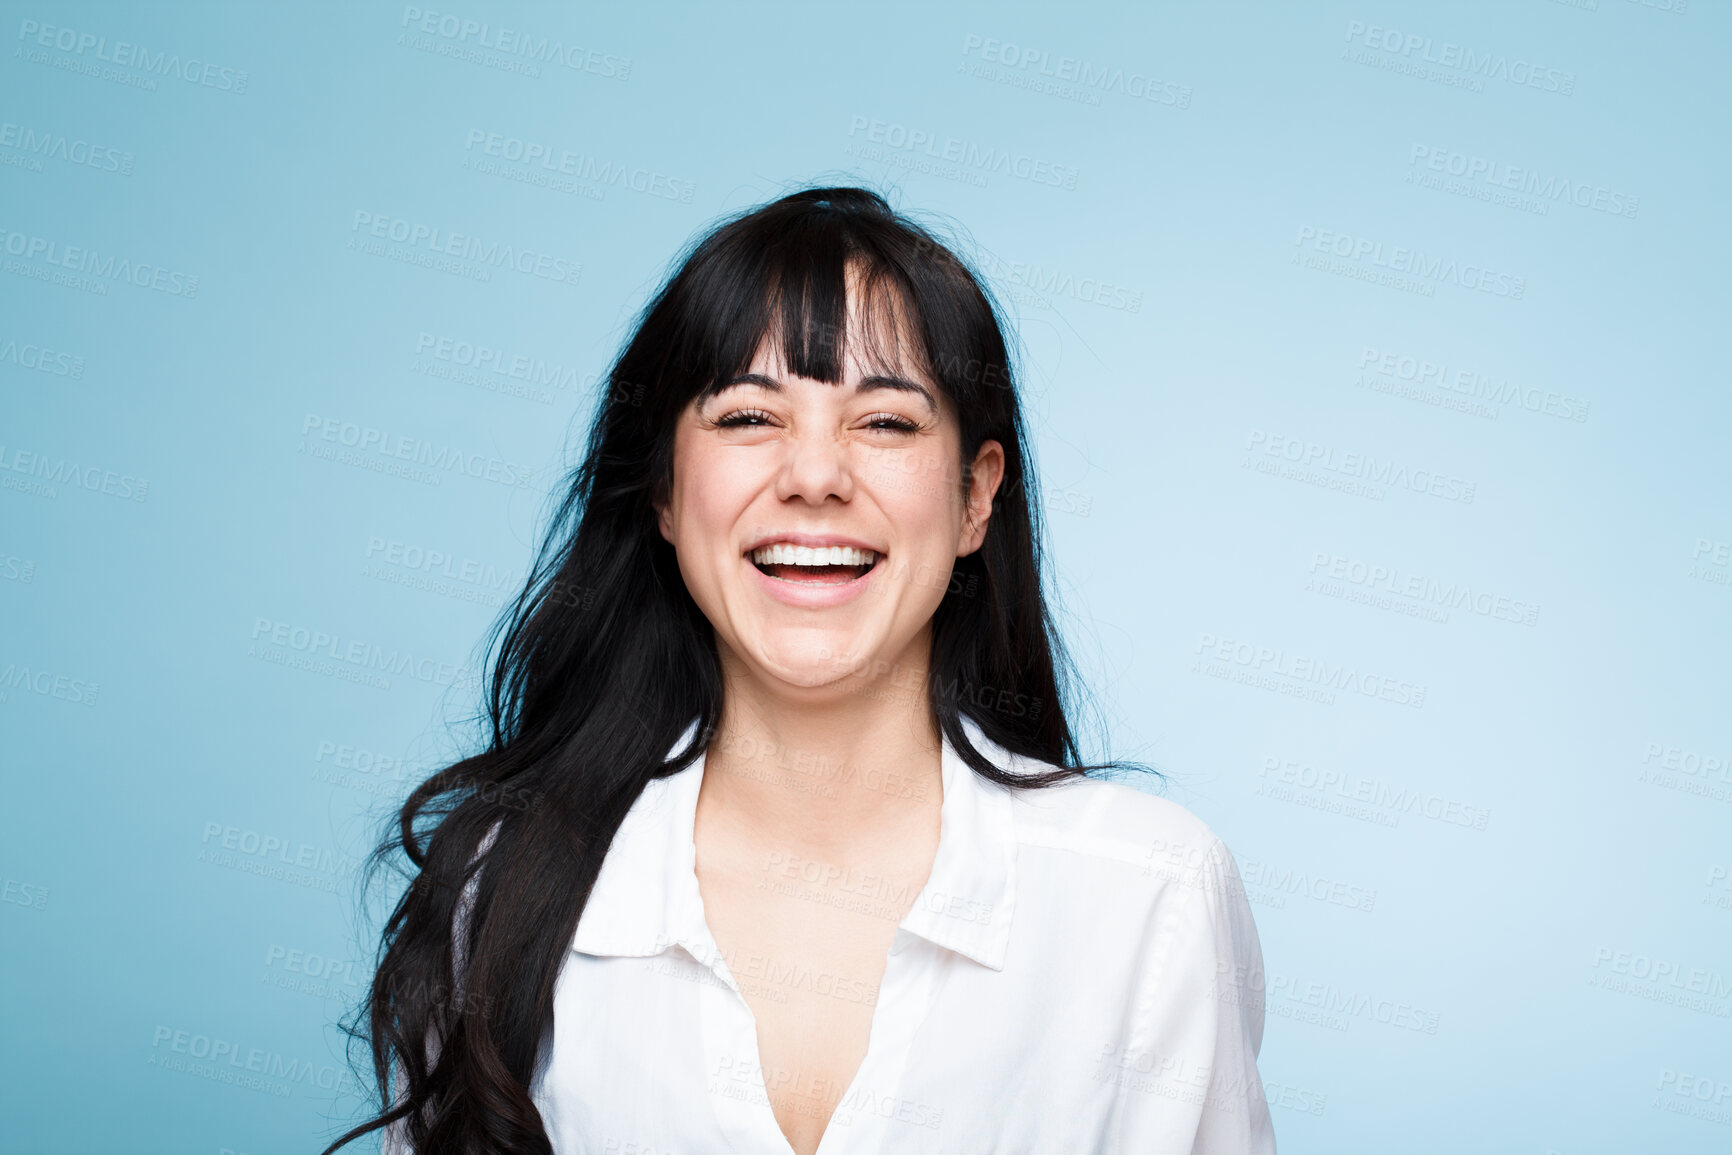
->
xmin=887 ymin=482 xmax=964 ymax=612
xmin=887 ymin=455 xmax=963 ymax=537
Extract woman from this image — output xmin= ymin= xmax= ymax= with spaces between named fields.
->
xmin=325 ymin=187 xmax=1274 ymax=1155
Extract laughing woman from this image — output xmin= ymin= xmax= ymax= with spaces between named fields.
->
xmin=324 ymin=187 xmax=1275 ymax=1155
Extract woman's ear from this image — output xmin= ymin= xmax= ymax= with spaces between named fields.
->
xmin=655 ymin=498 xmax=674 ymax=544
xmin=957 ymin=439 xmax=1006 ymax=557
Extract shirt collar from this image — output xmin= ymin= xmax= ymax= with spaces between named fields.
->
xmin=571 ymin=715 xmax=1020 ymax=971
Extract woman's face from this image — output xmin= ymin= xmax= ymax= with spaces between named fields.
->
xmin=656 ymin=288 xmax=1005 ymax=698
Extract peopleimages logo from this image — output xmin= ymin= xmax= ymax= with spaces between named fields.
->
xmin=1245 ymin=429 xmax=1477 ymax=504
xmin=463 ymin=130 xmax=694 ymax=202
xmin=1193 ymin=630 xmax=1428 ymax=709
xmin=1237 ymin=860 xmax=1380 ymax=914
xmin=349 ymin=211 xmax=580 ymax=286
xmin=1308 ymin=551 xmax=1538 ymax=627
xmin=1342 ymin=20 xmax=1575 ymax=95
xmin=0 ymin=443 xmax=149 ymax=502
xmin=846 ymin=116 xmax=1079 ymax=190
xmin=959 ymin=34 xmax=1192 ymax=108
xmin=1294 ymin=226 xmax=1525 ymax=299
xmin=0 ymin=120 xmax=133 ymax=174
xmin=1261 ymin=973 xmax=1440 ymax=1034
xmin=0 ymin=337 xmax=84 ymax=378
xmin=0 ymin=225 xmax=199 ymax=297
xmin=1590 ymin=946 xmax=1732 ymax=1006
xmin=299 ymin=413 xmax=540 ymax=489
xmin=414 ymin=331 xmax=586 ymax=391
xmin=1257 ymin=756 xmax=1492 ymax=830
xmin=1407 ymin=145 xmax=1638 ymax=219
xmin=200 ymin=822 xmax=357 ymax=876
xmin=1689 ymin=537 xmax=1730 ymax=590
xmin=249 ymin=615 xmax=483 ymax=692
xmin=398 ymin=7 xmax=630 ymax=79
xmin=1357 ymin=347 xmax=1589 ymax=423
xmin=149 ymin=1025 xmax=359 ymax=1094
xmin=975 ymin=250 xmax=1143 ymax=313
xmin=0 ymin=661 xmax=100 ymax=706
xmin=16 ymin=18 xmax=249 ymax=92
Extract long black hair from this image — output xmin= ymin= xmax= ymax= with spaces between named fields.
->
xmin=322 ymin=186 xmax=1130 ymax=1155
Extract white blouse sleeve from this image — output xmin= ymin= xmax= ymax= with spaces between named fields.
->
xmin=1191 ymin=835 xmax=1276 ymax=1153
xmin=1117 ymin=832 xmax=1276 ymax=1154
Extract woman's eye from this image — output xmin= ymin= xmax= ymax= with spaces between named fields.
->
xmin=863 ymin=413 xmax=921 ymax=433
xmin=715 ymin=409 xmax=773 ymax=428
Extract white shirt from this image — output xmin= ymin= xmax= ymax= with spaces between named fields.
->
xmin=524 ymin=717 xmax=1276 ymax=1154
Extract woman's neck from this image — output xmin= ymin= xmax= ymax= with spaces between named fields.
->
xmin=699 ymin=642 xmax=945 ymax=861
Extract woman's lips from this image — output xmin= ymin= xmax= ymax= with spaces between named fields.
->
xmin=753 ymin=557 xmax=879 ymax=585
xmin=746 ymin=553 xmax=883 ymax=606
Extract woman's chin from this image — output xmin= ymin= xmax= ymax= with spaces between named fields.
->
xmin=744 ymin=636 xmax=898 ymax=697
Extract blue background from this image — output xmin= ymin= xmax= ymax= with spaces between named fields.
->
xmin=2 ymin=2 xmax=1729 ymax=1152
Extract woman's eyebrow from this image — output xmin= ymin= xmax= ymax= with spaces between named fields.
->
xmin=699 ymin=372 xmax=778 ymax=401
xmin=858 ymin=374 xmax=938 ymax=416
xmin=704 ymin=372 xmax=937 ymax=416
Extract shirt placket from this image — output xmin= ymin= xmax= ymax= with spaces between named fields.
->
xmin=663 ymin=800 xmax=783 ymax=1153
xmin=685 ymin=920 xmax=947 ymax=1155
xmin=694 ymin=938 xmax=787 ymax=1154
xmin=813 ymin=928 xmax=945 ymax=1155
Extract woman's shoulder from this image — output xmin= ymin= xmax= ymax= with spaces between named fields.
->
xmin=1000 ymin=762 xmax=1226 ymax=877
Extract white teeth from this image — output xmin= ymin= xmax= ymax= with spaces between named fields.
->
xmin=750 ymin=544 xmax=878 ymax=567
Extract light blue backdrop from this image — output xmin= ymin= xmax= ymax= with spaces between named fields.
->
xmin=3 ymin=2 xmax=1728 ymax=1152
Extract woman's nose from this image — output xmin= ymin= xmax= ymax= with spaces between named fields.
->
xmin=775 ymin=429 xmax=855 ymax=504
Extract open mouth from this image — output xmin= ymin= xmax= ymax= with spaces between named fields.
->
xmin=749 ymin=544 xmax=880 ymax=586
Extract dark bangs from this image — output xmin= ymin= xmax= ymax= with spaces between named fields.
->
xmin=627 ymin=187 xmax=1013 ymax=462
